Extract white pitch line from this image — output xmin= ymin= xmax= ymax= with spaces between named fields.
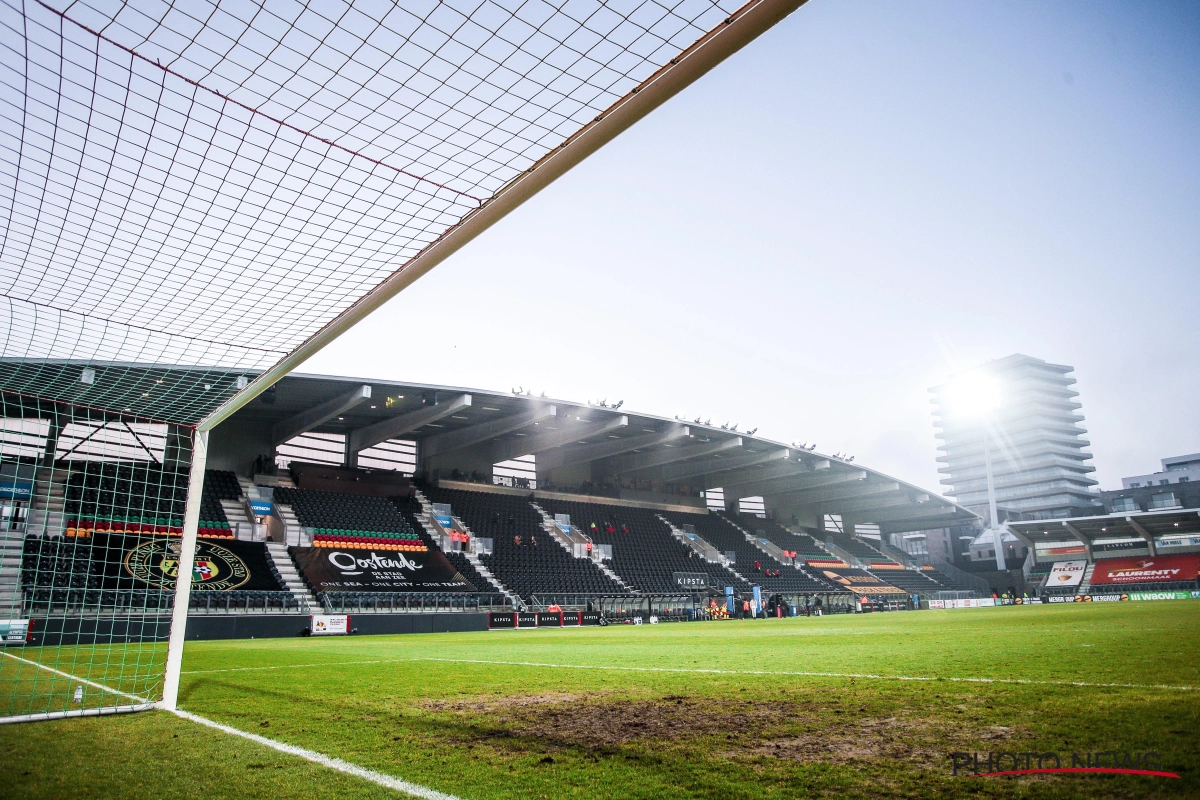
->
xmin=0 ymin=651 xmax=149 ymax=703
xmin=171 ymin=709 xmax=464 ymax=800
xmin=182 ymin=658 xmax=396 ymax=675
xmin=414 ymin=657 xmax=1200 ymax=693
xmin=1 ymin=652 xmax=461 ymax=799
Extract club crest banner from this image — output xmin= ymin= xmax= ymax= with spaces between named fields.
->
xmin=89 ymin=533 xmax=284 ymax=591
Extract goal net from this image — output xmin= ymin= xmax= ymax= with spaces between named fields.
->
xmin=0 ymin=0 xmax=798 ymax=722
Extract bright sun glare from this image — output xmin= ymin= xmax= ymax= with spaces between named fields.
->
xmin=945 ymin=372 xmax=1002 ymax=417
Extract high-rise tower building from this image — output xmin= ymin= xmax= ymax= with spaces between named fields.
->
xmin=930 ymin=354 xmax=1101 ymax=522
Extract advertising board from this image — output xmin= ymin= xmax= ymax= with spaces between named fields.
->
xmin=291 ymin=547 xmax=475 ymax=592
xmin=1090 ymin=555 xmax=1199 ymax=586
xmin=310 ymin=614 xmax=349 ymax=635
xmin=1046 ymin=560 xmax=1087 ymax=588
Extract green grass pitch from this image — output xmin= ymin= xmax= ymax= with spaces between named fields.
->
xmin=2 ymin=602 xmax=1198 ymax=799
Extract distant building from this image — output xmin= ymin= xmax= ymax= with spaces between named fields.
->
xmin=1103 ymin=454 xmax=1200 ymax=514
xmin=1121 ymin=453 xmax=1200 ymax=489
xmin=930 ymin=354 xmax=1102 ymax=524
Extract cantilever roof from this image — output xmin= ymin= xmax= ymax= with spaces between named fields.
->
xmin=226 ymin=370 xmax=979 ymax=534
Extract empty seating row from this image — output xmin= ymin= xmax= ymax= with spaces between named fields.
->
xmin=443 ymin=551 xmax=504 ymax=594
xmin=62 ymin=466 xmax=234 ymax=537
xmin=536 ymin=497 xmax=749 ymax=594
xmin=921 ymin=565 xmax=979 ymax=592
xmin=275 ymin=486 xmax=424 ymax=551
xmin=662 ymin=510 xmax=838 ymax=594
xmin=727 ymin=513 xmax=831 ymax=558
xmin=864 ymin=567 xmax=943 ymax=595
xmin=22 ymin=588 xmax=299 ymax=613
xmin=824 ymin=531 xmax=886 ymax=559
xmin=423 ymin=486 xmax=626 ymax=598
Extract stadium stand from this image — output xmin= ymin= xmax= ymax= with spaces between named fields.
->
xmin=274 ymin=487 xmax=425 ymax=551
xmin=921 ymin=564 xmax=980 ymax=593
xmin=20 ymin=532 xmax=290 ymax=613
xmin=863 ymin=566 xmax=945 ymax=596
xmin=660 ymin=511 xmax=837 ymax=594
xmin=63 ymin=464 xmax=235 ymax=539
xmin=824 ymin=531 xmax=887 ymax=560
xmin=442 ymin=551 xmax=504 ymax=595
xmin=725 ymin=513 xmax=831 ymax=559
xmin=536 ymin=498 xmax=750 ymax=594
xmin=422 ymin=487 xmax=626 ymax=598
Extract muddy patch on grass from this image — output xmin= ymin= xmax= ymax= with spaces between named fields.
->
xmin=423 ymin=692 xmax=592 ymax=715
xmin=426 ymin=694 xmax=1020 ymax=767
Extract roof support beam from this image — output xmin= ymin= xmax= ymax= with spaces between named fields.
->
xmin=878 ymin=508 xmax=970 ymax=534
xmin=791 ymin=480 xmax=900 ymax=508
xmin=538 ymin=424 xmax=690 ymax=472
xmin=714 ymin=458 xmax=806 ymax=490
xmin=1061 ymin=521 xmax=1094 ymax=561
xmin=1002 ymin=523 xmax=1036 ymax=552
xmin=607 ymin=437 xmax=742 ymax=475
xmin=1124 ymin=516 xmax=1157 ymax=556
xmin=658 ymin=447 xmax=789 ymax=485
xmin=348 ymin=394 xmax=471 ymax=453
xmin=422 ymin=405 xmax=556 ymax=459
xmin=866 ymin=504 xmax=962 ymax=525
xmin=741 ymin=468 xmax=868 ymax=499
xmin=493 ymin=414 xmax=628 ymax=463
xmin=817 ymin=491 xmax=928 ymax=519
xmin=272 ymin=384 xmax=371 ymax=445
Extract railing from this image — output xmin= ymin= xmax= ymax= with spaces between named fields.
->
xmin=280 ymin=525 xmax=313 ymax=547
xmin=21 ymin=589 xmax=307 ymax=615
xmin=318 ymin=592 xmax=513 ymax=613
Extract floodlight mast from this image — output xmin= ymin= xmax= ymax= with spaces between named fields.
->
xmin=946 ymin=371 xmax=1006 ymax=571
xmin=983 ymin=429 xmax=1005 ymax=571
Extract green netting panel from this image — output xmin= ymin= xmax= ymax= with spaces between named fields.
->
xmin=0 ymin=0 xmax=759 ymax=721
xmin=0 ymin=393 xmax=196 ymax=717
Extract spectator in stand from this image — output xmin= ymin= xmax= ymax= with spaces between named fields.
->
xmin=529 ymin=535 xmax=537 ymax=547
xmin=605 ymin=522 xmax=616 ymax=534
xmin=754 ymin=560 xmax=761 ymax=572
xmin=513 ymin=535 xmax=522 ymax=547
xmin=621 ymin=523 xmax=629 ymax=534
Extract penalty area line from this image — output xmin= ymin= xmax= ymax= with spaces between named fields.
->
xmin=172 ymin=709 xmax=464 ymax=800
xmin=414 ymin=658 xmax=1200 ymax=693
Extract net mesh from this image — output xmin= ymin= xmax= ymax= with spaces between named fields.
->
xmin=0 ymin=0 xmax=749 ymax=718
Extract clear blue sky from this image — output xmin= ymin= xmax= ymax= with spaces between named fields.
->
xmin=303 ymin=0 xmax=1200 ymax=497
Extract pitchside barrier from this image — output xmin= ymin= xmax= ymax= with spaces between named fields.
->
xmin=928 ymin=591 xmax=1200 ymax=609
xmin=489 ymin=612 xmax=605 ymax=629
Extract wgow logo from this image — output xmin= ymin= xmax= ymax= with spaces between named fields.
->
xmin=328 ymin=551 xmax=422 ymax=575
